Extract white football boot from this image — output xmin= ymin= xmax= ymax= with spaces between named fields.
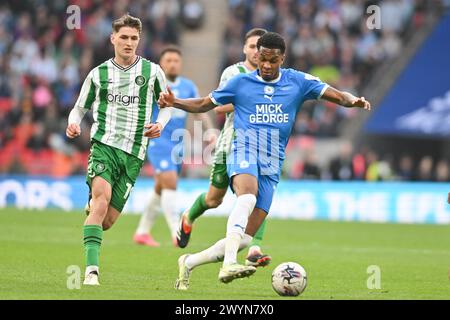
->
xmin=83 ymin=266 xmax=100 ymax=286
xmin=174 ymin=254 xmax=192 ymax=290
xmin=218 ymin=263 xmax=256 ymax=283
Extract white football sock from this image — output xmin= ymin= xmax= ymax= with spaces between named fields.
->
xmin=241 ymin=234 xmax=253 ymax=248
xmin=161 ymin=188 xmax=179 ymax=239
xmin=223 ymin=233 xmax=241 ymax=266
xmin=135 ymin=190 xmax=160 ymax=235
xmin=185 ymin=234 xmax=253 ymax=269
xmin=223 ymin=194 xmax=257 ymax=266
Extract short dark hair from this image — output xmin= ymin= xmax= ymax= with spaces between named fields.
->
xmin=244 ymin=28 xmax=267 ymax=44
xmin=256 ymin=32 xmax=286 ymax=54
xmin=112 ymin=13 xmax=142 ymax=33
xmin=160 ymin=45 xmax=182 ymax=60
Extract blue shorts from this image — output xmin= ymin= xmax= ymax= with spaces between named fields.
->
xmin=226 ymin=143 xmax=280 ymax=214
xmin=147 ymin=140 xmax=183 ymax=174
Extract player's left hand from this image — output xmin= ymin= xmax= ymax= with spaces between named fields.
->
xmin=144 ymin=123 xmax=163 ymax=139
xmin=447 ymin=192 xmax=450 ymax=204
xmin=351 ymin=96 xmax=371 ymax=110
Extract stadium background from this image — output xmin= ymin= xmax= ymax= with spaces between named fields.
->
xmin=1 ymin=0 xmax=449 ymax=223
xmin=0 ymin=0 xmax=450 ymax=300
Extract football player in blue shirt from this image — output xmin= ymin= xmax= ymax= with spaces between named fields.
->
xmin=134 ymin=46 xmax=215 ymax=247
xmin=159 ymin=32 xmax=371 ymax=288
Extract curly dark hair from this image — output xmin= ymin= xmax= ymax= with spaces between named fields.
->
xmin=256 ymin=32 xmax=286 ymax=54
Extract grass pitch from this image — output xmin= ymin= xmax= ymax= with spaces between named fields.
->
xmin=0 ymin=208 xmax=449 ymax=300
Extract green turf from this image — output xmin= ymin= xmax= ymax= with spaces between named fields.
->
xmin=0 ymin=208 xmax=449 ymax=300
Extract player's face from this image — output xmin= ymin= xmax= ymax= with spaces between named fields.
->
xmin=159 ymin=52 xmax=182 ymax=81
xmin=111 ymin=26 xmax=140 ymax=61
xmin=243 ymin=36 xmax=260 ymax=68
xmin=257 ymin=46 xmax=285 ymax=81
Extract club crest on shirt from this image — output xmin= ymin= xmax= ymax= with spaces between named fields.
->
xmin=264 ymin=86 xmax=274 ymax=101
xmin=135 ymin=75 xmax=146 ymax=86
xmin=264 ymin=86 xmax=274 ymax=95
xmin=95 ymin=163 xmax=105 ymax=173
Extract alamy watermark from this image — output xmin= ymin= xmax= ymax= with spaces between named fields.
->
xmin=66 ymin=265 xmax=81 ymax=289
xmin=366 ymin=265 xmax=382 ymax=289
xmin=66 ymin=4 xmax=382 ymax=31
xmin=66 ymin=5 xmax=81 ymax=30
xmin=366 ymin=5 xmax=381 ymax=30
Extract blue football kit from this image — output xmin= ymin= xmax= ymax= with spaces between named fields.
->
xmin=210 ymin=68 xmax=328 ymax=213
xmin=148 ymin=76 xmax=199 ymax=173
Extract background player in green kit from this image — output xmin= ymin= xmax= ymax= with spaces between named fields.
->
xmin=65 ymin=14 xmax=171 ymax=286
xmin=176 ymin=28 xmax=271 ymax=268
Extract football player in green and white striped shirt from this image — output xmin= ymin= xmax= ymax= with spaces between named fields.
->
xmin=174 ymin=28 xmax=272 ymax=290
xmin=66 ymin=14 xmax=171 ymax=286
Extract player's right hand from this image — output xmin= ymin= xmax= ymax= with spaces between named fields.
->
xmin=158 ymin=87 xmax=175 ymax=108
xmin=66 ymin=123 xmax=81 ymax=139
xmin=448 ymin=192 xmax=450 ymax=204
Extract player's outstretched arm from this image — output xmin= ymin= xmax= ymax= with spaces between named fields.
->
xmin=321 ymin=86 xmax=371 ymax=110
xmin=158 ymin=87 xmax=216 ymax=113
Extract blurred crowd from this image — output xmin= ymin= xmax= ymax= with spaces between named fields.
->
xmin=220 ymin=0 xmax=441 ymax=137
xmin=0 ymin=0 xmax=448 ymax=181
xmin=0 ymin=0 xmax=203 ymax=176
xmin=282 ymin=140 xmax=450 ymax=182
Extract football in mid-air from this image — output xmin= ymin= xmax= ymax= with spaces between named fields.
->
xmin=271 ymin=262 xmax=307 ymax=297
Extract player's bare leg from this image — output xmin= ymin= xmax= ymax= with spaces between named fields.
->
xmin=83 ymin=176 xmax=111 ymax=285
xmin=244 ymin=209 xmax=272 ymax=267
xmin=205 ymin=184 xmax=228 ymax=209
xmin=102 ymin=206 xmax=121 ymax=231
xmin=177 ymin=184 xmax=227 ymax=248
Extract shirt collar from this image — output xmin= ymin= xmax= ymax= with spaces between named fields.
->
xmin=110 ymin=55 xmax=141 ymax=71
xmin=255 ymin=70 xmax=282 ymax=83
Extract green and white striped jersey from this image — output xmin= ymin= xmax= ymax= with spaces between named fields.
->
xmin=74 ymin=56 xmax=167 ymax=160
xmin=215 ymin=62 xmax=250 ymax=154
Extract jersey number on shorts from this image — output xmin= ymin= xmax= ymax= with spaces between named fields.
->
xmin=124 ymin=182 xmax=133 ymax=199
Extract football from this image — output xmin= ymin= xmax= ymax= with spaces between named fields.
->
xmin=271 ymin=262 xmax=307 ymax=297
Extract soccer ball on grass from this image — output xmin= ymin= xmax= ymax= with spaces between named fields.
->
xmin=271 ymin=262 xmax=307 ymax=297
